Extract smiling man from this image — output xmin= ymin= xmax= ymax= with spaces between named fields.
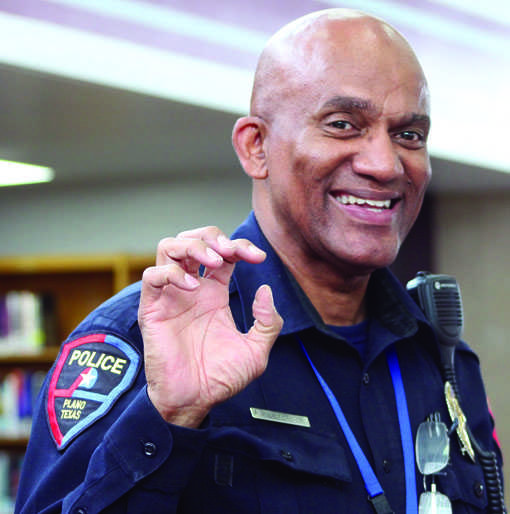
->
xmin=16 ymin=9 xmax=502 ymax=514
xmin=233 ymin=12 xmax=431 ymax=327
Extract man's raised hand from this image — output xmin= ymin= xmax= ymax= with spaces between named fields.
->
xmin=138 ymin=227 xmax=283 ymax=427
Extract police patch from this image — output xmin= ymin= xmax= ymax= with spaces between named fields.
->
xmin=47 ymin=333 xmax=141 ymax=450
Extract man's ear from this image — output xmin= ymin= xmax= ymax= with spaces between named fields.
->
xmin=232 ymin=116 xmax=268 ymax=180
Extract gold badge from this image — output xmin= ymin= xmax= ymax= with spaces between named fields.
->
xmin=444 ymin=381 xmax=475 ymax=462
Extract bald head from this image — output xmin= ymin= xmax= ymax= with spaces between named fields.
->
xmin=250 ymin=9 xmax=428 ymax=121
xmin=232 ymin=8 xmax=432 ymax=282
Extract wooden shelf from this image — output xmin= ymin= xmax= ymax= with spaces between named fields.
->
xmin=0 ymin=254 xmax=154 ymax=293
xmin=0 ymin=253 xmax=154 ymax=344
xmin=0 ymin=437 xmax=29 ymax=449
xmin=0 ymin=253 xmax=154 ymax=453
xmin=0 ymin=347 xmax=60 ymax=367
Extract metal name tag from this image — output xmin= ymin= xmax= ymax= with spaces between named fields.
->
xmin=250 ymin=407 xmax=311 ymax=427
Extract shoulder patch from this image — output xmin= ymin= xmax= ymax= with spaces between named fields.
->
xmin=47 ymin=333 xmax=141 ymax=450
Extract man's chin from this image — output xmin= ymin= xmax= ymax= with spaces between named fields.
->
xmin=335 ymin=247 xmax=400 ymax=276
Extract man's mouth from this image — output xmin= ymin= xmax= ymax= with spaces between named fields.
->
xmin=334 ymin=194 xmax=398 ymax=212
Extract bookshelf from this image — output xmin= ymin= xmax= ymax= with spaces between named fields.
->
xmin=0 ymin=253 xmax=154 ymax=506
xmin=0 ymin=254 xmax=153 ymax=346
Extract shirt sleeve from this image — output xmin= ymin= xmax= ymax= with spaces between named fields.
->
xmin=16 ymin=385 xmax=210 ymax=514
xmin=455 ymin=345 xmax=505 ymax=508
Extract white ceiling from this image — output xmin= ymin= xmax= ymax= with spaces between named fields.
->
xmin=0 ymin=63 xmax=240 ymax=186
xmin=2 ymin=62 xmax=510 ymax=194
xmin=1 ymin=1 xmax=510 ymax=194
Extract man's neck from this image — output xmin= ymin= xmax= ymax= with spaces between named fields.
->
xmin=252 ymin=208 xmax=372 ymax=326
xmin=278 ymin=251 xmax=370 ymax=326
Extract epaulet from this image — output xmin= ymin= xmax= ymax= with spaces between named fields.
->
xmin=75 ymin=281 xmax=142 ymax=335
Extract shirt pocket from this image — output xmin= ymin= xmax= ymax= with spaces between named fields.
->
xmin=199 ymin=426 xmax=352 ymax=514
xmin=435 ymin=449 xmax=488 ymax=513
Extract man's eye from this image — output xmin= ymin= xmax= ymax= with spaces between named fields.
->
xmin=329 ymin=120 xmax=354 ymax=130
xmin=396 ymin=130 xmax=423 ymax=142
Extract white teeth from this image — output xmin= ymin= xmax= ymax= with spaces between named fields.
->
xmin=338 ymin=195 xmax=391 ymax=209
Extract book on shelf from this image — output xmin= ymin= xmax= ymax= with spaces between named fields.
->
xmin=0 ymin=450 xmax=23 ymax=513
xmin=0 ymin=292 xmax=56 ymax=355
xmin=0 ymin=370 xmax=47 ymax=510
xmin=0 ymin=369 xmax=46 ymax=439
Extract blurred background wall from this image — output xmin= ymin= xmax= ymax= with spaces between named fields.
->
xmin=0 ymin=0 xmax=509 ymax=491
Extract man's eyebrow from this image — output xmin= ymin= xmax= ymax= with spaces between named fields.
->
xmin=320 ymin=96 xmax=375 ymax=113
xmin=395 ymin=113 xmax=431 ymax=130
xmin=319 ymin=97 xmax=431 ymax=127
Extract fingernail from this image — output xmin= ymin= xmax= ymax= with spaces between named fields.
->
xmin=184 ymin=273 xmax=200 ymax=287
xmin=206 ymin=247 xmax=223 ymax=262
xmin=218 ymin=235 xmax=235 ymax=248
xmin=248 ymin=244 xmax=266 ymax=256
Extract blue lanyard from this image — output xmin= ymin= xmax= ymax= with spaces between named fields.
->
xmin=387 ymin=347 xmax=418 ymax=514
xmin=299 ymin=339 xmax=417 ymax=514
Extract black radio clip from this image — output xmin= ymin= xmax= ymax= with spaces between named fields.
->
xmin=407 ymin=271 xmax=506 ymax=514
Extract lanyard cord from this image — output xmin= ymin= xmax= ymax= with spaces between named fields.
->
xmin=387 ymin=347 xmax=418 ymax=514
xmin=298 ymin=338 xmax=417 ymax=514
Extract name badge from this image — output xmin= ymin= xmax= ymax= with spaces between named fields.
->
xmin=250 ymin=407 xmax=311 ymax=427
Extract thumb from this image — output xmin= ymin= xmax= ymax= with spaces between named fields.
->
xmin=246 ymin=285 xmax=283 ymax=347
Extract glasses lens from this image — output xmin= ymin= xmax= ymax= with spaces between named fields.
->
xmin=416 ymin=418 xmax=450 ymax=475
xmin=419 ymin=489 xmax=452 ymax=514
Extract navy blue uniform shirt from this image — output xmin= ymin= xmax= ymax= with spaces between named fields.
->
xmin=16 ymin=213 xmax=501 ymax=513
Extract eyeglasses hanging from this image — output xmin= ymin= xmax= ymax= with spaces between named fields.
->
xmin=415 ymin=413 xmax=452 ymax=514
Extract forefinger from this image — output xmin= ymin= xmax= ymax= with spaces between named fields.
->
xmin=157 ymin=226 xmax=266 ymax=266
xmin=177 ymin=226 xmax=266 ymax=264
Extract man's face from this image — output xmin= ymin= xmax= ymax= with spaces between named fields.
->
xmin=259 ymin=23 xmax=431 ymax=275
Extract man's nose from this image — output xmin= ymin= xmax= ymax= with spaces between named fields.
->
xmin=351 ymin=131 xmax=403 ymax=182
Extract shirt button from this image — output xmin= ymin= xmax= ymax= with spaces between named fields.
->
xmin=143 ymin=441 xmax=157 ymax=457
xmin=473 ymin=481 xmax=485 ymax=498
xmin=363 ymin=373 xmax=370 ymax=385
xmin=280 ymin=450 xmax=294 ymax=461
xmin=383 ymin=459 xmax=392 ymax=473
xmin=74 ymin=508 xmax=87 ymax=514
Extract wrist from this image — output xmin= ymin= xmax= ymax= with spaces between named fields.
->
xmin=146 ymin=384 xmax=210 ymax=428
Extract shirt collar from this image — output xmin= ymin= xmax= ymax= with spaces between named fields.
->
xmin=230 ymin=212 xmax=313 ymax=335
xmin=229 ymin=212 xmax=432 ymax=339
